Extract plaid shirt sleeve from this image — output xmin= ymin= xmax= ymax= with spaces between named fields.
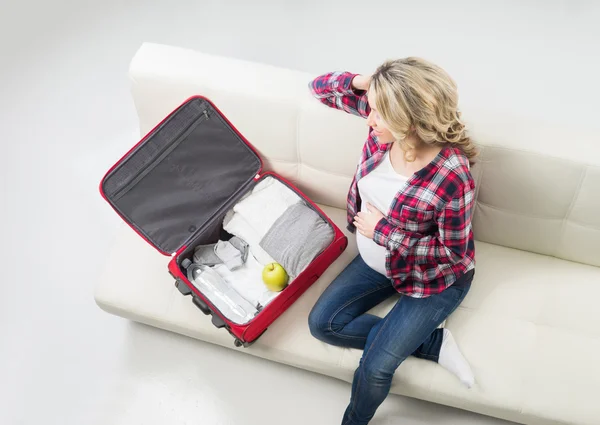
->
xmin=309 ymin=72 xmax=370 ymax=118
xmin=373 ymin=181 xmax=475 ymax=265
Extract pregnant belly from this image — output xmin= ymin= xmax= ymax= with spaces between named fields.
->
xmin=356 ymin=231 xmax=387 ymax=276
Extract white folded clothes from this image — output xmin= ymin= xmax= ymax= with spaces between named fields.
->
xmin=233 ymin=177 xmax=302 ymax=238
xmin=223 ymin=209 xmax=276 ymax=266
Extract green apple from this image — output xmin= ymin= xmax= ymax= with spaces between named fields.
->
xmin=262 ymin=263 xmax=289 ymax=292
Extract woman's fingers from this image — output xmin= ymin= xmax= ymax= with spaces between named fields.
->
xmin=354 ymin=217 xmax=364 ymax=232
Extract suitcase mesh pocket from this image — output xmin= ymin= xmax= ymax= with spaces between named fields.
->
xmin=103 ymin=99 xmax=206 ymax=197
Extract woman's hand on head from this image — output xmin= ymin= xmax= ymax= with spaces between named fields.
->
xmin=352 ymin=75 xmax=371 ymax=92
xmin=354 ymin=203 xmax=384 ymax=239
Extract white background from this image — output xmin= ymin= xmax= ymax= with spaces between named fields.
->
xmin=1 ymin=0 xmax=598 ymax=424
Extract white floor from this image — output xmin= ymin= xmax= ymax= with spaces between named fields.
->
xmin=2 ymin=1 xmax=598 ymax=424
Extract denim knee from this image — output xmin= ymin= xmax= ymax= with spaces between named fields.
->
xmin=361 ymin=358 xmax=395 ymax=386
xmin=308 ymin=305 xmax=330 ymax=341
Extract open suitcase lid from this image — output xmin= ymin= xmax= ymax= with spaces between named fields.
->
xmin=100 ymin=96 xmax=263 ymax=255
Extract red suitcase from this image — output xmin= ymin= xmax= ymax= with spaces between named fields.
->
xmin=100 ymin=96 xmax=348 ymax=347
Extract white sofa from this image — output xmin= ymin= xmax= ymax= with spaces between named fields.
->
xmin=95 ymin=43 xmax=600 ymax=425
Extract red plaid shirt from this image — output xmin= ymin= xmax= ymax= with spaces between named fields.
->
xmin=310 ymin=72 xmax=476 ymax=298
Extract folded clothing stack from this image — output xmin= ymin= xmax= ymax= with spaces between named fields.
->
xmin=223 ymin=176 xmax=334 ymax=278
xmin=223 ymin=177 xmax=302 ymax=266
xmin=188 ymin=177 xmax=334 ymax=321
xmin=233 ymin=177 xmax=302 ymax=236
xmin=260 ymin=202 xmax=334 ymax=278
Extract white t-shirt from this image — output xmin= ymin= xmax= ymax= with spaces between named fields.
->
xmin=356 ymin=152 xmax=408 ymax=275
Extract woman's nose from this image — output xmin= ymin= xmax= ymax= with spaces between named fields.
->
xmin=366 ymin=112 xmax=376 ymax=128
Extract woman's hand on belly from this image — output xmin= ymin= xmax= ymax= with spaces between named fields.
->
xmin=354 ymin=202 xmax=385 ymax=239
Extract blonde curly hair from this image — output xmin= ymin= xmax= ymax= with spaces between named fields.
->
xmin=370 ymin=57 xmax=478 ymax=164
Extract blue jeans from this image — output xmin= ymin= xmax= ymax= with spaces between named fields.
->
xmin=308 ymin=255 xmax=473 ymax=425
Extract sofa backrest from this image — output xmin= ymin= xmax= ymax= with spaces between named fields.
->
xmin=128 ymin=43 xmax=600 ymax=268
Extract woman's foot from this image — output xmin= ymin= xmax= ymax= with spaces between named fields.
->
xmin=438 ymin=329 xmax=475 ymax=388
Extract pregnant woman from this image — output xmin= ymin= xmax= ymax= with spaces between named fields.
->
xmin=308 ymin=57 xmax=478 ymax=425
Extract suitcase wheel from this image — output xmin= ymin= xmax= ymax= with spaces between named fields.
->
xmin=234 ymin=328 xmax=266 ymax=348
xmin=234 ymin=339 xmax=255 ymax=348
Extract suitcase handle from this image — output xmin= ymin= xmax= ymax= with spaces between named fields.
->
xmin=176 ymin=272 xmax=228 ymax=323
xmin=174 ymin=269 xmax=244 ymax=346
xmin=191 ymin=294 xmax=227 ymax=328
xmin=192 ymin=294 xmax=212 ymax=315
xmin=186 ymin=282 xmax=228 ymax=330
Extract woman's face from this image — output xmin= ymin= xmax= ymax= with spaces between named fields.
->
xmin=366 ymin=88 xmax=395 ymax=144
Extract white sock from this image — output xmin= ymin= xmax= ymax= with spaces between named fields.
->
xmin=438 ymin=329 xmax=475 ymax=388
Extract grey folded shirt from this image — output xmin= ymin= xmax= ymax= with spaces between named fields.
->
xmin=259 ymin=203 xmax=334 ymax=278
xmin=193 ymin=236 xmax=249 ymax=270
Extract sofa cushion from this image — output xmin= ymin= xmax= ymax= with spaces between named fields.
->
xmin=471 ymin=147 xmax=600 ymax=267
xmin=95 ymin=203 xmax=600 ymax=425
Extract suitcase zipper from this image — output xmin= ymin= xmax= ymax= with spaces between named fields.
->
xmin=112 ymin=110 xmax=210 ymax=200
